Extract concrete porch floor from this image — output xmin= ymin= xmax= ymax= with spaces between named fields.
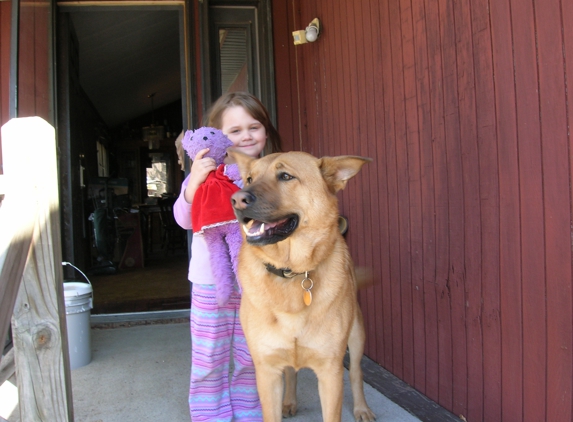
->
xmin=69 ymin=319 xmax=422 ymax=422
xmin=3 ymin=314 xmax=426 ymax=422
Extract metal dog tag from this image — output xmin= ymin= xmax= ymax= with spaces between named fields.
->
xmin=303 ymin=289 xmax=312 ymax=306
xmin=301 ymin=273 xmax=314 ymax=306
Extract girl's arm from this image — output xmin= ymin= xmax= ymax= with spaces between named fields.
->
xmin=173 ymin=174 xmax=193 ymax=229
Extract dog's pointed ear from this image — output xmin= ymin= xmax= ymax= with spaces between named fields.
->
xmin=227 ymin=148 xmax=255 ymax=181
xmin=319 ymin=155 xmax=372 ymax=193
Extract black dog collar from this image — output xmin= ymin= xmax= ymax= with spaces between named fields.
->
xmin=264 ymin=263 xmax=304 ymax=278
xmin=264 ymin=263 xmax=315 ymax=306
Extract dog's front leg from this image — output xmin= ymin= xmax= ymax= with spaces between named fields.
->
xmin=348 ymin=309 xmax=376 ymax=421
xmin=282 ymin=366 xmax=297 ymax=417
xmin=315 ymin=364 xmax=344 ymax=422
xmin=255 ymin=364 xmax=284 ymax=422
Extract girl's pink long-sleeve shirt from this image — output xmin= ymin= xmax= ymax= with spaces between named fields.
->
xmin=173 ymin=172 xmax=242 ymax=284
xmin=173 ymin=173 xmax=216 ymax=284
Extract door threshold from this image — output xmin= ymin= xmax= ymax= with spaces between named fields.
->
xmin=90 ymin=309 xmax=190 ymax=327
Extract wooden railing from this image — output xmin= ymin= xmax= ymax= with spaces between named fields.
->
xmin=0 ymin=117 xmax=73 ymax=421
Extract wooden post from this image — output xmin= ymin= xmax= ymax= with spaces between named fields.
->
xmin=1 ymin=117 xmax=73 ymax=421
xmin=0 ymin=156 xmax=35 ymax=363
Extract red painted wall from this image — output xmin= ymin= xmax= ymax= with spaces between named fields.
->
xmin=0 ymin=0 xmax=11 ymax=171
xmin=272 ymin=0 xmax=573 ymax=420
xmin=18 ymin=0 xmax=52 ymax=121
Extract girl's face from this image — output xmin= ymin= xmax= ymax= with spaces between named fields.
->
xmin=221 ymin=106 xmax=267 ymax=158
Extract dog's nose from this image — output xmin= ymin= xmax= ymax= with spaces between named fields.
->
xmin=231 ymin=191 xmax=256 ymax=211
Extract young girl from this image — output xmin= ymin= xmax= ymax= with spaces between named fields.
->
xmin=173 ymin=92 xmax=282 ymax=421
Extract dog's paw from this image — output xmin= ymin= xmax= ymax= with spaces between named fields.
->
xmin=282 ymin=402 xmax=298 ymax=418
xmin=354 ymin=406 xmax=376 ymax=422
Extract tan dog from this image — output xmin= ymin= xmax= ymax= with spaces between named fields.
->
xmin=229 ymin=150 xmax=376 ymax=422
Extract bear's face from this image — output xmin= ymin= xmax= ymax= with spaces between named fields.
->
xmin=182 ymin=127 xmax=233 ymax=165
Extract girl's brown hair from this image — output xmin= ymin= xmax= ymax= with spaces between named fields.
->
xmin=205 ymin=92 xmax=282 ymax=155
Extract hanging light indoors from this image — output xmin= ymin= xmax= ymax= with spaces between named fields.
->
xmin=142 ymin=93 xmax=165 ymax=150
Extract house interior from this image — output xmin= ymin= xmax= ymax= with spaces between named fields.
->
xmin=63 ymin=9 xmax=191 ymax=314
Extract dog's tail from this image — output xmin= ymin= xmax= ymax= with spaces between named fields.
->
xmin=355 ymin=266 xmax=374 ymax=290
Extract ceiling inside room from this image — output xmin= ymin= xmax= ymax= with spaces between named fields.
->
xmin=69 ymin=10 xmax=182 ymax=129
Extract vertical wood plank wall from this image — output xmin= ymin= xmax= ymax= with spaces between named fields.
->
xmin=18 ymin=0 xmax=52 ymax=121
xmin=273 ymin=0 xmax=573 ymax=420
xmin=0 ymin=0 xmax=12 ymax=166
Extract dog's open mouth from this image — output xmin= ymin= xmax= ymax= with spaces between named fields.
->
xmin=241 ymin=215 xmax=299 ymax=245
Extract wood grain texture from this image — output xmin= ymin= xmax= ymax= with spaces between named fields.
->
xmin=17 ymin=0 xmax=51 ymax=120
xmin=534 ymin=1 xmax=572 ymax=420
xmin=471 ymin=1 xmax=501 ymax=420
xmin=0 ymin=119 xmax=38 ymax=367
xmin=490 ymin=0 xmax=523 ymax=419
xmin=5 ymin=118 xmax=72 ymax=422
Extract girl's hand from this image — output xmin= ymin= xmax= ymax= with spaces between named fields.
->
xmin=184 ymin=148 xmax=215 ymax=204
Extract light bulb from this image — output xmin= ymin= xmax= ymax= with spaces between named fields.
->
xmin=305 ymin=26 xmax=318 ymax=42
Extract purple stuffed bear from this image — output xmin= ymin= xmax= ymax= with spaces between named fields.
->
xmin=182 ymin=127 xmax=242 ymax=306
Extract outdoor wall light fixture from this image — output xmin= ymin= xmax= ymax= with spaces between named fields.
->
xmin=292 ymin=18 xmax=320 ymax=45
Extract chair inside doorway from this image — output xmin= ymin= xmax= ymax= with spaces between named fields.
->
xmin=158 ymin=196 xmax=187 ymax=254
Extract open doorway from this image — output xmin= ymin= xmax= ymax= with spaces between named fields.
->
xmin=57 ymin=6 xmax=192 ymax=315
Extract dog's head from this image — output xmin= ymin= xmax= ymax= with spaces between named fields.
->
xmin=229 ymin=150 xmax=371 ymax=251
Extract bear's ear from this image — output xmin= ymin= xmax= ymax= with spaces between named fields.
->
xmin=227 ymin=148 xmax=255 ymax=182
xmin=181 ymin=129 xmax=197 ymax=160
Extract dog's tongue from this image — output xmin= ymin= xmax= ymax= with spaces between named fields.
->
xmin=243 ymin=219 xmax=287 ymax=237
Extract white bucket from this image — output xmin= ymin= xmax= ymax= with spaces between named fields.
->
xmin=64 ymin=280 xmax=93 ymax=370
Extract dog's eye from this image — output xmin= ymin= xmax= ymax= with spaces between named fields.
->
xmin=278 ymin=172 xmax=294 ymax=181
xmin=246 ymin=176 xmax=252 ymax=185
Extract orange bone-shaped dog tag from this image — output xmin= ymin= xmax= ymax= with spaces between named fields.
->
xmin=301 ymin=274 xmax=314 ymax=306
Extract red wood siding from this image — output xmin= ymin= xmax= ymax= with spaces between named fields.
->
xmin=1 ymin=0 xmax=12 ymax=169
xmin=18 ymin=0 xmax=52 ymax=121
xmin=273 ymin=0 xmax=573 ymax=420
xmin=271 ymin=0 xmax=300 ymax=153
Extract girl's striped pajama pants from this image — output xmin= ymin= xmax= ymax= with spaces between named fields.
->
xmin=189 ymin=283 xmax=262 ymax=421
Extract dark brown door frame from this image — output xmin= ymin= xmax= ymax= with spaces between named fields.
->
xmin=199 ymin=0 xmax=276 ymax=124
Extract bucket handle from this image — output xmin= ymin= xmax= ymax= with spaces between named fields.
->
xmin=62 ymin=262 xmax=94 ymax=306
